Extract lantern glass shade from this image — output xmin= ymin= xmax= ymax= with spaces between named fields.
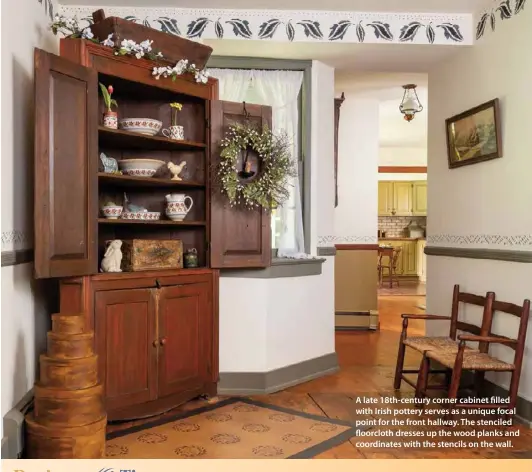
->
xmin=399 ymin=84 xmax=423 ymax=120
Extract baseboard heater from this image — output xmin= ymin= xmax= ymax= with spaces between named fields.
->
xmin=335 ymin=311 xmax=378 ymax=331
xmin=2 ymin=389 xmax=34 ymax=458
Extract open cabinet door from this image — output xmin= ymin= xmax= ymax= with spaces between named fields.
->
xmin=210 ymin=101 xmax=272 ymax=268
xmin=34 ymin=48 xmax=98 ymax=278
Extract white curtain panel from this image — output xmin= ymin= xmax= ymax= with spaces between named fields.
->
xmin=252 ymin=70 xmax=305 ymax=256
xmin=208 ymin=68 xmax=252 ymax=101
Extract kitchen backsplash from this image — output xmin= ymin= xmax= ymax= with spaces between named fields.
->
xmin=378 ymin=216 xmax=427 ymax=238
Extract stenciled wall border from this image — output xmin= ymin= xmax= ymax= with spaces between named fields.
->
xmin=427 ymin=233 xmax=532 ymax=248
xmin=60 ymin=6 xmax=473 ymax=46
xmin=475 ymin=0 xmax=527 ymax=39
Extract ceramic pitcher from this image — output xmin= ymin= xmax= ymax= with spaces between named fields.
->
xmin=165 ymin=193 xmax=193 ymax=221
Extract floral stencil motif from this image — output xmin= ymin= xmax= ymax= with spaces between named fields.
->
xmin=174 ymin=445 xmax=207 ymax=458
xmin=106 ymin=444 xmax=129 ymax=457
xmin=310 ymin=422 xmax=338 ymax=432
xmin=252 ymin=445 xmax=283 ymax=457
xmin=172 ymin=422 xmax=200 ymax=432
xmin=242 ymin=423 xmax=270 ymax=433
xmin=137 ymin=432 xmax=168 ymax=443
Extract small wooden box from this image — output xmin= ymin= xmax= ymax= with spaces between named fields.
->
xmin=120 ymin=239 xmax=183 ymax=272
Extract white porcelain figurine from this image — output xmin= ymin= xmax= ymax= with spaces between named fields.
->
xmin=167 ymin=161 xmax=187 ymax=181
xmin=100 ymin=240 xmax=123 ymax=273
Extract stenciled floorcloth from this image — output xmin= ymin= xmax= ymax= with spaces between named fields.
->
xmin=106 ymin=398 xmax=360 ymax=459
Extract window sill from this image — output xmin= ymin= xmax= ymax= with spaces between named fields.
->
xmin=220 ymin=257 xmax=326 ymax=279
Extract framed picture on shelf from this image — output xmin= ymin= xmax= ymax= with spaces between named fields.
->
xmin=445 ymin=98 xmax=502 ymax=169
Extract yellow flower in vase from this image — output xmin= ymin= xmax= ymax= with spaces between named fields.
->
xmin=169 ymin=102 xmax=183 ymax=126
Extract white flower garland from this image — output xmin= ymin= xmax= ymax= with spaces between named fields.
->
xmin=50 ymin=15 xmax=209 ymax=84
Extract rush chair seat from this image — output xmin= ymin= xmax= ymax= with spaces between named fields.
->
xmin=416 ymin=298 xmax=530 ymax=419
xmin=393 ymin=284 xmax=496 ymax=391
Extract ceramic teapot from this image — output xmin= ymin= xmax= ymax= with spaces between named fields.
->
xmin=165 ymin=193 xmax=193 ymax=221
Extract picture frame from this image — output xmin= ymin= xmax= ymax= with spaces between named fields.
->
xmin=445 ymin=98 xmax=502 ymax=169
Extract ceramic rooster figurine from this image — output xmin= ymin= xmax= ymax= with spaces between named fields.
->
xmin=168 ymin=161 xmax=187 ymax=181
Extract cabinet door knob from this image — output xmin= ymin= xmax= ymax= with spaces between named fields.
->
xmin=155 ymin=279 xmax=161 ymax=289
xmin=153 ymin=339 xmax=160 ymax=347
xmin=160 ymin=337 xmax=167 ymax=346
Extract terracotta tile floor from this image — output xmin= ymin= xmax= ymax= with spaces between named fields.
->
xmin=377 ymin=281 xmax=426 ymax=296
xmin=108 ymin=294 xmax=532 ymax=459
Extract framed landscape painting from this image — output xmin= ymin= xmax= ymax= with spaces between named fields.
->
xmin=446 ymin=99 xmax=502 ymax=169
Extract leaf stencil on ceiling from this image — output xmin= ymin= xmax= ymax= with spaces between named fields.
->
xmin=297 ymin=20 xmax=323 ymax=39
xmin=215 ymin=19 xmax=224 ymax=38
xmin=157 ymin=17 xmax=181 ymax=35
xmin=328 ymin=21 xmax=353 ymax=41
xmin=436 ymin=23 xmax=464 ymax=42
xmin=399 ymin=22 xmax=423 ymax=42
xmin=187 ymin=18 xmax=211 ymax=38
xmin=226 ymin=19 xmax=253 ymax=38
xmin=366 ymin=21 xmax=393 ymax=40
xmin=258 ymin=19 xmax=281 ymax=39
xmin=496 ymin=0 xmax=513 ymax=19
xmin=286 ymin=21 xmax=295 ymax=41
xmin=476 ymin=0 xmax=525 ymax=39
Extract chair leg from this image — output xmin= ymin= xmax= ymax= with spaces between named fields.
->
xmin=415 ymin=354 xmax=430 ymax=399
xmin=474 ymin=371 xmax=485 ymax=397
xmin=507 ymin=371 xmax=520 ymax=423
xmin=393 ymin=319 xmax=408 ymax=389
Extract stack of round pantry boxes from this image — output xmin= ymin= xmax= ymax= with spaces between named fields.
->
xmin=25 ymin=313 xmax=106 ymax=458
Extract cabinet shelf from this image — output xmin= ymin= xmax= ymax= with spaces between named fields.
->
xmin=98 ymin=218 xmax=206 ymax=226
xmin=99 ymin=127 xmax=207 ymax=151
xmin=98 ymin=173 xmax=205 ymax=188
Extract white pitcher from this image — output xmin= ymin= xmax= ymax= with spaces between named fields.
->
xmin=165 ymin=193 xmax=193 ymax=221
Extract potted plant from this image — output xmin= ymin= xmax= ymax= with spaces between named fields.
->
xmin=162 ymin=102 xmax=184 ymax=140
xmin=99 ymin=83 xmax=118 ymax=129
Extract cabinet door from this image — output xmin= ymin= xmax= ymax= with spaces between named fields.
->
xmin=393 ymin=182 xmax=413 ymax=216
xmin=34 ymin=49 xmax=98 ymax=278
xmin=412 ymin=181 xmax=427 ymax=216
xmin=158 ymin=283 xmax=212 ymax=398
xmin=403 ymin=241 xmax=418 ymax=275
xmin=378 ymin=182 xmax=394 ymax=216
xmin=209 ymin=100 xmax=272 ymax=268
xmin=95 ymin=289 xmax=157 ymax=411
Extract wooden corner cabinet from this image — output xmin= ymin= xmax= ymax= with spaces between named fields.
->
xmin=34 ymin=40 xmax=271 ymax=420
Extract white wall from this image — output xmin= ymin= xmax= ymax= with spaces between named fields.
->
xmin=219 ymin=61 xmax=336 ymax=373
xmin=334 ymin=96 xmax=379 ymax=241
xmin=427 ymin=8 xmax=532 ymax=400
xmin=1 ymin=1 xmax=58 ymax=421
xmin=379 ymin=146 xmax=427 ymax=166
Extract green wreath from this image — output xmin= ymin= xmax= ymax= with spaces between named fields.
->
xmin=218 ymin=123 xmax=295 ymax=210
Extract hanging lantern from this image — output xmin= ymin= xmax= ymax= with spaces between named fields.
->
xmin=399 ymin=84 xmax=423 ymax=122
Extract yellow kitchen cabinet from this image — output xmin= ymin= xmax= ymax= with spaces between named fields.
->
xmin=393 ymin=182 xmax=414 ymax=216
xmin=417 ymin=239 xmax=427 ymax=282
xmin=378 ymin=182 xmax=394 ymax=216
xmin=413 ymin=181 xmax=427 ymax=216
xmin=380 ymin=240 xmax=418 ymax=276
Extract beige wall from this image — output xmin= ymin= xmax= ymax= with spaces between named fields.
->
xmin=426 ymin=8 xmax=532 ymax=400
xmin=335 ymin=249 xmax=378 ymax=313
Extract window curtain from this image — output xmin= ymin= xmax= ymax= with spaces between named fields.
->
xmin=208 ymin=68 xmax=252 ymax=102
xmin=252 ymin=70 xmax=305 ymax=256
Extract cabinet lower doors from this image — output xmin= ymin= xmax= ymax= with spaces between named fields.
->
xmin=95 ymin=289 xmax=158 ymax=412
xmin=95 ymin=283 xmax=213 ymax=415
xmin=158 ymin=283 xmax=212 ymax=398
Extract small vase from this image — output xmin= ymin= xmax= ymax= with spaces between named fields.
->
xmin=103 ymin=111 xmax=118 ymax=129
